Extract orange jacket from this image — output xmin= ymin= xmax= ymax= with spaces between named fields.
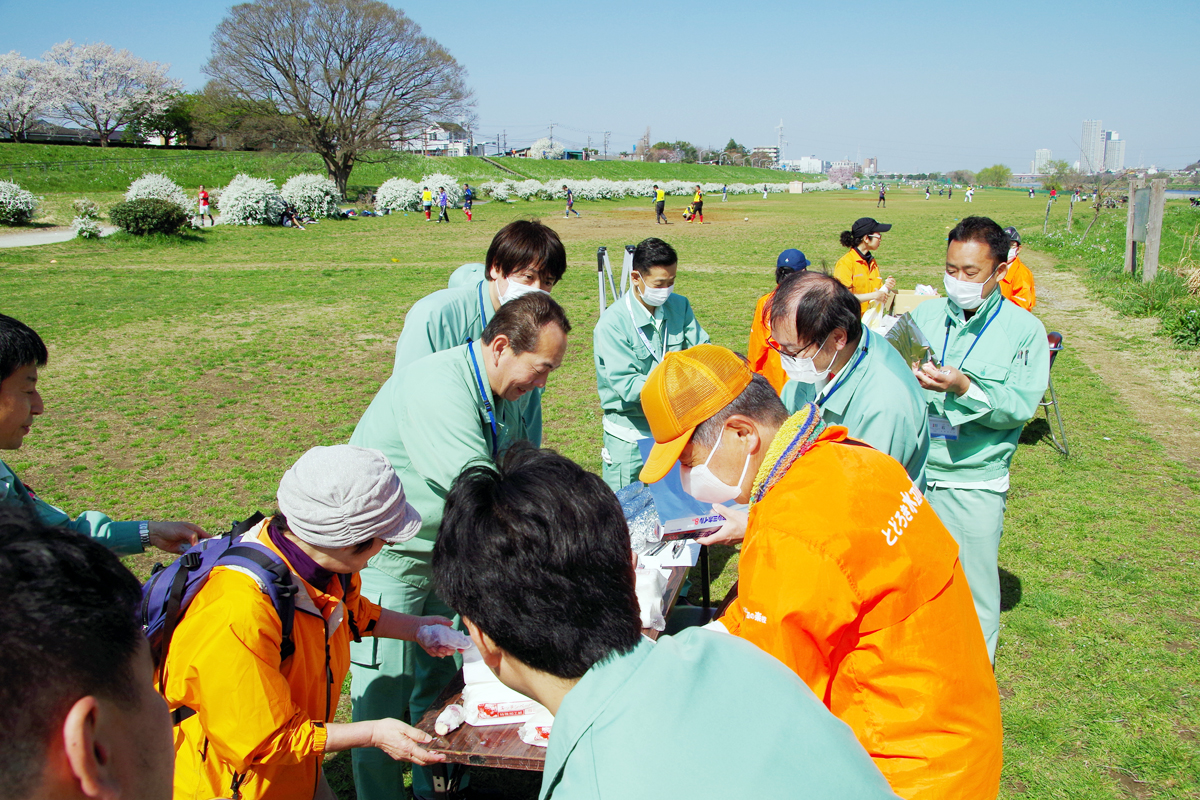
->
xmin=1000 ymin=256 xmax=1037 ymax=311
xmin=748 ymin=292 xmax=788 ymax=393
xmin=833 ymin=249 xmax=883 ymax=316
xmin=721 ymin=426 xmax=1002 ymax=800
xmin=163 ymin=521 xmax=383 ymax=800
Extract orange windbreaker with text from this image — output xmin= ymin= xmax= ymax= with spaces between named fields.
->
xmin=163 ymin=521 xmax=383 ymax=800
xmin=747 ymin=292 xmax=788 ymax=393
xmin=1000 ymin=256 xmax=1037 ymax=311
xmin=721 ymin=426 xmax=1002 ymax=800
xmin=833 ymin=249 xmax=883 ymax=316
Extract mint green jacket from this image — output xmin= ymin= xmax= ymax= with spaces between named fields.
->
xmin=351 ymin=341 xmax=536 ymax=588
xmin=909 ymin=291 xmax=1049 ymax=483
xmin=593 ymin=292 xmax=709 ymax=438
xmin=782 ymin=328 xmax=930 ymax=489
xmin=392 ymin=280 xmax=542 ymax=448
xmin=540 ymin=630 xmax=898 ymax=800
xmin=447 ymin=262 xmax=485 ymax=289
xmin=1 ymin=458 xmax=143 ymax=555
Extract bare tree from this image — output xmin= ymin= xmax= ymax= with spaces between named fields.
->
xmin=0 ymin=52 xmax=50 ymax=142
xmin=206 ymin=0 xmax=471 ymax=195
xmin=42 ymin=41 xmax=180 ymax=146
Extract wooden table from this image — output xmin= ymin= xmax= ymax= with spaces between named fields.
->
xmin=415 ymin=565 xmax=691 ymax=795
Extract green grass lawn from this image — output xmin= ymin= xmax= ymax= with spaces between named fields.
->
xmin=2 ymin=186 xmax=1197 ymax=798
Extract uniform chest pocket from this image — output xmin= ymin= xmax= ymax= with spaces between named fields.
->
xmin=965 ymin=359 xmax=1010 ymax=383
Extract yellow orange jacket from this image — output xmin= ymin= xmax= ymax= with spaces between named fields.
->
xmin=721 ymin=426 xmax=1002 ymax=800
xmin=748 ymin=292 xmax=788 ymax=393
xmin=833 ymin=249 xmax=882 ymax=316
xmin=1000 ymin=256 xmax=1037 ymax=311
xmin=163 ymin=521 xmax=383 ymax=800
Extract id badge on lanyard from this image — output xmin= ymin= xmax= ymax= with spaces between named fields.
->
xmin=627 ymin=293 xmax=665 ymax=363
xmin=929 ymin=415 xmax=960 ymax=440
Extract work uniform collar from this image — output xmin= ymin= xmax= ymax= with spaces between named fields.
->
xmin=627 ymin=291 xmax=662 ymax=325
xmin=853 ymin=247 xmax=874 ymax=265
xmin=947 ymin=282 xmax=1004 ymax=326
xmin=540 ymin=639 xmax=654 ymax=800
xmin=817 ymin=331 xmax=871 ymax=415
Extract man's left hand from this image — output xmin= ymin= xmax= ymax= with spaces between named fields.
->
xmin=913 ymin=361 xmax=971 ymax=396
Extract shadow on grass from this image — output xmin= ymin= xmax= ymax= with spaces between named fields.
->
xmin=1000 ymin=567 xmax=1023 ymax=612
xmin=1019 ymin=417 xmax=1053 ymax=447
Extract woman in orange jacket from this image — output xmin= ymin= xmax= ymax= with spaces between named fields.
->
xmin=163 ymin=446 xmax=467 ymax=800
xmin=833 ymin=217 xmax=896 ymax=316
xmin=747 ymin=248 xmax=810 ymax=393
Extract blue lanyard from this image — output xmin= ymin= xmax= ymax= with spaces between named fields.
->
xmin=626 ymin=293 xmax=665 ymax=363
xmin=476 ymin=280 xmax=491 ymax=333
xmin=943 ymin=299 xmax=1004 ymax=371
xmin=465 ymin=340 xmax=499 ymax=459
xmin=816 ymin=339 xmax=869 ymax=408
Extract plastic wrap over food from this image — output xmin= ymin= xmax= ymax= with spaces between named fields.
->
xmin=416 ymin=625 xmax=473 ymax=653
xmin=885 ymin=312 xmax=938 ymax=367
xmin=617 ymin=482 xmax=662 ymax=554
xmin=435 ymin=704 xmax=465 ymax=736
xmin=634 ymin=563 xmax=667 ymax=631
xmin=517 ymin=707 xmax=555 ymax=747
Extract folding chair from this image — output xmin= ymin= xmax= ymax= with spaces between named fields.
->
xmin=1040 ymin=331 xmax=1069 ymax=456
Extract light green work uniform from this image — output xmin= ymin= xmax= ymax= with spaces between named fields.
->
xmin=782 ymin=328 xmax=930 ymax=490
xmin=541 ymin=629 xmax=898 ymax=800
xmin=1 ymin=458 xmax=143 ymax=554
xmin=909 ymin=290 xmax=1048 ymax=661
xmin=447 ymin=261 xmax=485 ymax=288
xmin=392 ymin=278 xmax=542 ymax=448
xmin=348 ymin=341 xmax=538 ymax=800
xmin=593 ymin=292 xmax=709 ymax=491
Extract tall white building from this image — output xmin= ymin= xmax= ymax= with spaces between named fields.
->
xmin=1080 ymin=120 xmax=1105 ymax=173
xmin=781 ymin=156 xmax=825 ymax=173
xmin=1103 ymin=132 xmax=1126 ymax=172
xmin=1034 ymin=148 xmax=1052 ymax=173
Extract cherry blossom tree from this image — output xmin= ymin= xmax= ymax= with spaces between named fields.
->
xmin=0 ymin=52 xmax=50 ymax=142
xmin=42 ymin=40 xmax=181 ymax=147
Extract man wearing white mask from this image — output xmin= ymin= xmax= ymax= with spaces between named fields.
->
xmin=593 ymin=237 xmax=709 ymax=491
xmin=908 ymin=216 xmax=1049 ymax=663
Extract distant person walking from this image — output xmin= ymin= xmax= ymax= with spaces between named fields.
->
xmin=462 ymin=183 xmax=474 ymax=222
xmin=436 ymin=187 xmax=449 ymax=223
xmin=1028 ymin=187 xmax=1035 ymax=199
xmin=422 ymin=186 xmax=433 ymax=220
xmin=965 ymin=187 xmax=974 ymax=203
xmin=763 ymin=185 xmax=769 ymax=199
xmin=925 ymin=185 xmax=931 ymax=200
xmin=1050 ymin=188 xmax=1057 ymax=202
xmin=564 ymin=185 xmax=580 ymax=218
xmin=948 ymin=186 xmax=953 ymax=200
xmin=939 ymin=186 xmax=944 ymax=197
xmin=197 ymin=185 xmax=214 ymax=227
xmin=690 ymin=185 xmax=704 ymax=224
xmin=653 ymin=184 xmax=668 ymax=224
xmin=877 ymin=184 xmax=887 ymax=208
xmin=722 ymin=184 xmax=728 ymax=201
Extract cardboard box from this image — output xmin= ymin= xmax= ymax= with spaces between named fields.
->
xmin=890 ymin=289 xmax=938 ymax=316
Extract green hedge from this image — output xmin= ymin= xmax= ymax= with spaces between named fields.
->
xmin=109 ymin=198 xmax=188 ymax=236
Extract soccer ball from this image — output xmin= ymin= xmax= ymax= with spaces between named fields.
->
xmin=744 ymin=217 xmax=749 ymax=221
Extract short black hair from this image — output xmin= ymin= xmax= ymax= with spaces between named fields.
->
xmin=484 ymin=220 xmax=568 ymax=286
xmin=0 ymin=504 xmax=144 ymax=798
xmin=482 ymin=292 xmax=571 ymax=355
xmin=769 ymin=271 xmax=862 ymax=350
xmin=433 ymin=444 xmax=641 ymax=679
xmin=948 ymin=216 xmax=1010 ymax=266
xmin=632 ymin=237 xmax=678 ymax=273
xmin=692 ymin=372 xmax=789 ymax=449
xmin=0 ymin=314 xmax=48 ymax=383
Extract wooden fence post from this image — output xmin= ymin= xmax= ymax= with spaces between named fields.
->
xmin=1067 ymin=197 xmax=1075 ymax=232
xmin=1124 ymin=177 xmax=1142 ymax=274
xmin=1142 ymin=178 xmax=1167 ymax=283
xmin=1043 ymin=199 xmax=1053 ymax=234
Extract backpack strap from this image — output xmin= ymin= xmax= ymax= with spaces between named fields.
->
xmin=222 ymin=544 xmax=299 ymax=662
xmin=157 ymin=550 xmax=203 ymax=670
xmin=224 ymin=511 xmax=265 ymax=539
xmin=340 ymin=573 xmax=362 ymax=643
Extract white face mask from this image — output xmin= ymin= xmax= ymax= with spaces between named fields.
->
xmin=943 ymin=272 xmax=997 ymax=311
xmin=635 ymin=278 xmax=673 ymax=307
xmin=779 ymin=334 xmax=835 ymax=385
xmin=680 ymin=431 xmax=751 ymax=504
xmin=498 ymin=275 xmax=546 ymax=305
xmin=1007 ymin=247 xmax=1018 ymax=262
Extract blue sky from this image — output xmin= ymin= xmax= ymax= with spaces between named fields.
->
xmin=3 ymin=0 xmax=1196 ymax=172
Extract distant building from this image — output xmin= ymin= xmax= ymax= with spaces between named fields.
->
xmin=393 ymin=122 xmax=477 ymax=156
xmin=751 ymin=145 xmax=780 ymax=164
xmin=862 ymin=157 xmax=878 ymax=176
xmin=1080 ymin=120 xmax=1105 ymax=174
xmin=830 ymin=159 xmax=858 ymax=173
xmin=1034 ymin=148 xmax=1052 ymax=174
xmin=780 ymin=155 xmax=826 ymax=173
xmin=1103 ymin=132 xmax=1126 ymax=172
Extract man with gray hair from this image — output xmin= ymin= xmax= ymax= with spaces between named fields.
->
xmin=348 ymin=292 xmax=571 ymax=800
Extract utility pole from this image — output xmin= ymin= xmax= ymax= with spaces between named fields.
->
xmin=603 ymin=131 xmax=610 ymax=159
xmin=548 ymin=122 xmax=556 ymax=147
xmin=587 ymin=135 xmax=592 ymax=159
xmin=776 ymin=119 xmax=786 ymax=162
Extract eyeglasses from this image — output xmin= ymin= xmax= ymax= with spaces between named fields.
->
xmin=766 ymin=335 xmax=811 ymax=359
xmin=865 ymin=233 xmax=883 ymax=241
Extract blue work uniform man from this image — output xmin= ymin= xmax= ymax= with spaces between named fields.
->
xmin=432 ymin=444 xmax=900 ymax=800
xmin=773 ymin=271 xmax=930 ymax=490
xmin=909 ymin=216 xmax=1049 ymax=663
xmin=593 ymin=238 xmax=709 ymax=491
xmin=349 ymin=294 xmax=571 ymax=800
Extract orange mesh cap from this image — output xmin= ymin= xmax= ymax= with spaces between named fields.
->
xmin=638 ymin=344 xmax=753 ymax=484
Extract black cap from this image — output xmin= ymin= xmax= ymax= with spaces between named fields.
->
xmin=851 ymin=217 xmax=892 ymax=240
xmin=1003 ymin=226 xmax=1021 ymax=244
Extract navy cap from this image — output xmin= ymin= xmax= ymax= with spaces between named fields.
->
xmin=1003 ymin=226 xmax=1021 ymax=243
xmin=776 ymin=248 xmax=811 ymax=271
xmin=851 ymin=217 xmax=892 ymax=240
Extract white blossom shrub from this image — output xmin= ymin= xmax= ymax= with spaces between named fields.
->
xmin=216 ymin=174 xmax=285 ymax=226
xmin=125 ymin=173 xmax=190 ymax=214
xmin=527 ymin=137 xmax=565 ymax=159
xmin=72 ymin=215 xmax=102 ymax=239
xmin=481 ymin=180 xmax=512 ymax=202
xmin=375 ymin=177 xmax=420 ymax=212
xmin=72 ymin=197 xmax=100 ymax=219
xmin=0 ymin=180 xmax=38 ymax=225
xmin=281 ymin=173 xmax=342 ymax=218
xmin=419 ymin=174 xmax=463 ymax=207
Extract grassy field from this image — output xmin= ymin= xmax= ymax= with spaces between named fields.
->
xmin=0 ymin=142 xmax=794 ymax=197
xmin=1 ymin=186 xmax=1197 ymax=798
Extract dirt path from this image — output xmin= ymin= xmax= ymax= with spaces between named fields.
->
xmin=0 ymin=225 xmax=117 ymax=248
xmin=1024 ymin=250 xmax=1200 ymax=474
